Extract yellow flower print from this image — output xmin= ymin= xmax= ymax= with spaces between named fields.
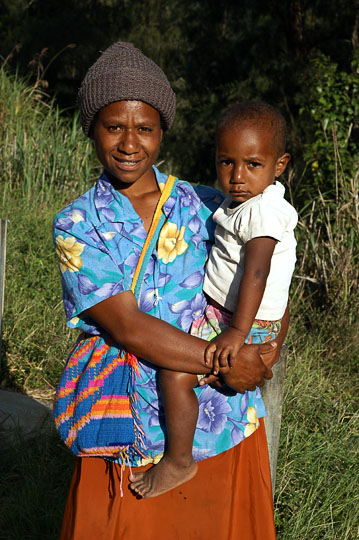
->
xmin=136 ymin=452 xmax=163 ymax=467
xmin=70 ymin=316 xmax=80 ymax=326
xmin=102 ymin=231 xmax=116 ymax=240
xmin=244 ymin=406 xmax=260 ymax=438
xmin=55 ymin=235 xmax=85 ymax=273
xmin=69 ymin=210 xmax=85 ymax=223
xmin=158 ymin=222 xmax=188 ymax=263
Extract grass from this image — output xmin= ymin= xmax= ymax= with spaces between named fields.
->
xmin=275 ymin=322 xmax=359 ymax=539
xmin=0 ymin=429 xmax=74 ymax=539
xmin=0 ymin=68 xmax=359 ymax=539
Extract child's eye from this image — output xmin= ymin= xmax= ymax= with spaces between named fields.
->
xmin=219 ymin=159 xmax=232 ymax=166
xmin=249 ymin=161 xmax=261 ymax=168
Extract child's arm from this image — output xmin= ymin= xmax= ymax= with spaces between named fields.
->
xmin=206 ymin=236 xmax=276 ymax=374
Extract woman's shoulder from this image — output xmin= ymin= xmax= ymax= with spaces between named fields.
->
xmin=172 ymin=176 xmax=224 ymax=214
xmin=52 ymin=178 xmax=107 ymax=234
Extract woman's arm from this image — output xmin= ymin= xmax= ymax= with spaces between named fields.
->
xmin=86 ymin=289 xmax=272 ymax=389
xmin=87 ymin=290 xmax=209 ymax=374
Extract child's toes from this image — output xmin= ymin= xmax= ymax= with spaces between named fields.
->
xmin=130 ymin=472 xmax=145 ymax=483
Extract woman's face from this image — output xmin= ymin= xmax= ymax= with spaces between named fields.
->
xmin=92 ymin=100 xmax=163 ymax=191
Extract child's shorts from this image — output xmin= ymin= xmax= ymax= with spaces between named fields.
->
xmin=191 ymin=304 xmax=281 ymax=382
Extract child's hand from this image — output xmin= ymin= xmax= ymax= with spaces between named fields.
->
xmin=199 ymin=372 xmax=225 ymax=387
xmin=205 ymin=328 xmax=246 ymax=375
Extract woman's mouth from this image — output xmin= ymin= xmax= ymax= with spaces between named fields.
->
xmin=113 ymin=156 xmax=142 ymax=170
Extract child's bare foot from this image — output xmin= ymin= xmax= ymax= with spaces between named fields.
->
xmin=129 ymin=455 xmax=198 ymax=498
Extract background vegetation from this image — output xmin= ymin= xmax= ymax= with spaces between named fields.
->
xmin=0 ymin=1 xmax=358 ymax=538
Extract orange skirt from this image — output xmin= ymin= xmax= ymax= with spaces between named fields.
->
xmin=60 ymin=419 xmax=276 ymax=540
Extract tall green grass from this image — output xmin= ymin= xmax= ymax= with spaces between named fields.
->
xmin=0 ymin=68 xmax=97 ymax=200
xmin=0 ymin=68 xmax=358 ymax=539
xmin=0 ymin=68 xmax=99 ymax=394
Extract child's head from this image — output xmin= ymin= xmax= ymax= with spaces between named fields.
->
xmin=215 ymin=101 xmax=290 ymax=203
xmin=77 ymin=41 xmax=176 ymax=188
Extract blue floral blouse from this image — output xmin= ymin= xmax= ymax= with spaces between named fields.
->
xmin=53 ymin=166 xmax=266 ymax=466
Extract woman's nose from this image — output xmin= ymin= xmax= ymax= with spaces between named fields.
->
xmin=118 ymin=129 xmax=139 ymax=153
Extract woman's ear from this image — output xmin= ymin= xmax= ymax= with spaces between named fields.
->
xmin=275 ymin=153 xmax=291 ymax=177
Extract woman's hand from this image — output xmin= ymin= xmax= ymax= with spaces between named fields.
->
xmin=199 ymin=305 xmax=289 ymax=392
xmin=200 ymin=341 xmax=275 ymax=392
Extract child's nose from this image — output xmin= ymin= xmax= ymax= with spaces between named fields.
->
xmin=232 ymin=164 xmax=244 ymax=183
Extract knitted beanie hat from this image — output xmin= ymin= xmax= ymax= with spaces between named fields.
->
xmin=78 ymin=41 xmax=176 ymax=136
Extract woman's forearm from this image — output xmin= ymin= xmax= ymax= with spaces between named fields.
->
xmin=86 ymin=291 xmax=211 ymax=374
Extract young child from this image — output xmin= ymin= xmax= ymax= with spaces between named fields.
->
xmin=130 ymin=101 xmax=297 ymax=498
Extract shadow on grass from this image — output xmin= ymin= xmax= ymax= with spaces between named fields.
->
xmin=0 ymin=429 xmax=74 ymax=539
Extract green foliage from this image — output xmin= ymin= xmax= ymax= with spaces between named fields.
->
xmin=0 ymin=69 xmax=98 ymax=393
xmin=0 ymin=69 xmax=99 ymax=200
xmin=300 ymin=52 xmax=359 ymax=194
xmin=290 ymin=52 xmax=359 ymax=312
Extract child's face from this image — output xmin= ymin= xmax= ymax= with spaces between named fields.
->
xmin=92 ymin=100 xmax=163 ymax=190
xmin=215 ymin=121 xmax=290 ymax=204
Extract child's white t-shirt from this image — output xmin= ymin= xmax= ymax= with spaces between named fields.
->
xmin=203 ymin=181 xmax=298 ymax=320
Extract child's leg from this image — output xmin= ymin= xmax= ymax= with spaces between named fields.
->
xmin=160 ymin=369 xmax=199 ymax=466
xmin=130 ymin=369 xmax=199 ymax=498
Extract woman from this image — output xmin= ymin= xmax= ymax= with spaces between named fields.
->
xmin=53 ymin=41 xmax=286 ymax=539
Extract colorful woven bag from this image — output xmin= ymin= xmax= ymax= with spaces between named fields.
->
xmin=53 ymin=175 xmax=176 ymax=459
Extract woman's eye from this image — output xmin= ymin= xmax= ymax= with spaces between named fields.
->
xmin=138 ymin=126 xmax=151 ymax=132
xmin=108 ymin=125 xmax=121 ymax=132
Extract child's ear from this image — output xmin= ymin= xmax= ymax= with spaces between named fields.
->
xmin=275 ymin=153 xmax=291 ymax=177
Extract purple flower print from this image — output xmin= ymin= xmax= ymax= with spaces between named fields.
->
xmin=192 ymin=447 xmax=211 ymax=461
xmin=240 ymin=391 xmax=249 ymax=420
xmin=55 ymin=217 xmax=74 ymax=231
xmin=146 ymin=439 xmax=165 ymax=454
xmin=96 ymin=181 xmax=115 ymax=208
xmin=101 ymin=207 xmax=116 ymax=222
xmin=188 ymin=215 xmax=202 ymax=234
xmin=94 ymin=281 xmax=124 ymax=298
xmin=63 ymin=291 xmax=74 ymax=318
xmin=85 ymin=227 xmax=101 ymax=243
xmin=55 ymin=208 xmax=87 ymax=231
xmin=169 ymin=293 xmax=207 ymax=330
xmin=140 ymin=288 xmax=158 ymax=312
xmin=197 ymin=386 xmax=231 ymax=434
xmin=78 ymin=274 xmax=98 ymax=295
xmin=177 ymin=183 xmax=201 ymax=215
xmin=125 ymin=248 xmax=141 ymax=274
xmin=163 ymin=196 xmax=176 ymax=216
xmin=191 ymin=234 xmax=205 ymax=251
xmin=143 ymin=398 xmax=163 ymax=427
xmin=179 ymin=271 xmax=203 ymax=289
xmin=137 ymin=363 xmax=158 ymax=391
xmin=127 ymin=221 xmax=147 ymax=240
xmin=157 ymin=272 xmax=171 ymax=288
xmin=143 ymin=258 xmax=156 ymax=281
xmin=229 ymin=419 xmax=245 ymax=445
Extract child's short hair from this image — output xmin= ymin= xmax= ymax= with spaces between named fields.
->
xmin=216 ymin=101 xmax=287 ymax=156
